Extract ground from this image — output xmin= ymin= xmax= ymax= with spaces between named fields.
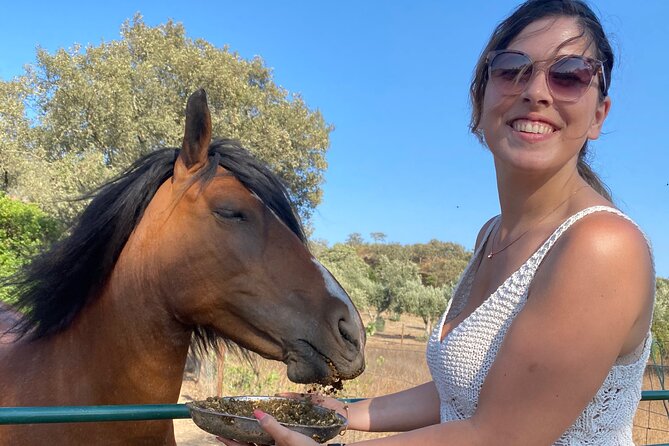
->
xmin=175 ymin=380 xmax=220 ymax=445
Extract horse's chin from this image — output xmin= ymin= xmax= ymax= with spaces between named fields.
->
xmin=284 ymin=345 xmax=365 ymax=385
xmin=285 ymin=359 xmax=330 ymax=384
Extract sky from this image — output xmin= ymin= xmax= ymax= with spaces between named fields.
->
xmin=0 ymin=1 xmax=667 ymax=277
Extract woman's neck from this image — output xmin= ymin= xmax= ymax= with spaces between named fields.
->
xmin=494 ymin=163 xmax=587 ymax=231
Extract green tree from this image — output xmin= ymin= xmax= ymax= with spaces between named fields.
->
xmin=370 ymin=255 xmax=423 ymax=318
xmin=370 ymin=232 xmax=387 ymax=243
xmin=652 ymin=277 xmax=669 ymax=355
xmin=405 ymin=283 xmax=452 ymax=336
xmin=345 ymin=233 xmax=365 ymax=246
xmin=0 ymin=80 xmax=33 ymax=194
xmin=407 ymin=240 xmax=471 ymax=287
xmin=356 ymin=239 xmax=470 ymax=288
xmin=318 ymin=243 xmax=378 ymax=312
xmin=0 ymin=193 xmax=61 ymax=303
xmin=1 ymin=14 xmax=331 ymax=224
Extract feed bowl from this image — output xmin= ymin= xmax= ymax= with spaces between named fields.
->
xmin=186 ymin=396 xmax=347 ymax=445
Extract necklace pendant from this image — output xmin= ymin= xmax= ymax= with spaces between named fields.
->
xmin=487 ymin=252 xmax=493 ymax=259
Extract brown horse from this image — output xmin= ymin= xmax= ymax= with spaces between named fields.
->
xmin=0 ymin=90 xmax=365 ymax=445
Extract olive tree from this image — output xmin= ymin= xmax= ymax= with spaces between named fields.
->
xmin=1 ymin=15 xmax=331 ymax=224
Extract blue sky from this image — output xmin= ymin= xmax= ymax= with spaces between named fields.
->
xmin=1 ymin=1 xmax=667 ymax=277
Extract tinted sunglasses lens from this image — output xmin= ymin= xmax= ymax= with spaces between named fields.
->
xmin=489 ymin=52 xmax=532 ymax=94
xmin=548 ymin=57 xmax=595 ymax=100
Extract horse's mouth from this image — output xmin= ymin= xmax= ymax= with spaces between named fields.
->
xmin=285 ymin=340 xmax=364 ymax=385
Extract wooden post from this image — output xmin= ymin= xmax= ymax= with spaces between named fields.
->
xmin=216 ymin=346 xmax=226 ymax=396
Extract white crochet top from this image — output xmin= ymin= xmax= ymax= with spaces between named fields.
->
xmin=426 ymin=206 xmax=653 ymax=445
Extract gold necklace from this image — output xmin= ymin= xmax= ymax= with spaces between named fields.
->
xmin=487 ymin=185 xmax=589 ymax=259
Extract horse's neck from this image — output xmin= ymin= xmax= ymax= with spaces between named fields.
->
xmin=88 ymin=274 xmax=192 ymax=401
xmin=30 ymin=268 xmax=194 ymax=405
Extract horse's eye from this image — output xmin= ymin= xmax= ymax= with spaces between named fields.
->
xmin=214 ymin=209 xmax=246 ymax=222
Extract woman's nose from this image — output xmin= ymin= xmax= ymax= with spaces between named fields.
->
xmin=521 ymin=68 xmax=553 ymax=105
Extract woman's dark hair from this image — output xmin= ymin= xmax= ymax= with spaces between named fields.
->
xmin=470 ymin=0 xmax=613 ymax=200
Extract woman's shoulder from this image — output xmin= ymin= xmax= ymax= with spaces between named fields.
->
xmin=537 ymin=205 xmax=654 ymax=313
xmin=530 ymin=205 xmax=655 ymax=355
xmin=556 ymin=206 xmax=652 ymax=263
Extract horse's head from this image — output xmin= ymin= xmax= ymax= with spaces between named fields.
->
xmin=132 ymin=90 xmax=364 ymax=384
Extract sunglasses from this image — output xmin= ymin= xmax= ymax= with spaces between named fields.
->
xmin=486 ymin=50 xmax=606 ymax=102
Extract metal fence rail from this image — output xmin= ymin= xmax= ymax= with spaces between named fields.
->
xmin=0 ymin=394 xmax=667 ymax=445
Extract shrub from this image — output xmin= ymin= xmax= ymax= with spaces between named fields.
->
xmin=0 ymin=193 xmax=61 ymax=303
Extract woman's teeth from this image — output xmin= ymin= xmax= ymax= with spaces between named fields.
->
xmin=511 ymin=119 xmax=555 ymax=134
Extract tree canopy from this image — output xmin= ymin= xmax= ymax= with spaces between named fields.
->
xmin=0 ymin=15 xmax=331 ymax=224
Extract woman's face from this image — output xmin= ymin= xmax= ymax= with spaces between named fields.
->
xmin=479 ymin=16 xmax=611 ymax=177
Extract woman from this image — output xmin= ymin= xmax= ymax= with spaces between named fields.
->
xmin=219 ymin=0 xmax=655 ymax=444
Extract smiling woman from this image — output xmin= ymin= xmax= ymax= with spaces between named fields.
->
xmin=216 ymin=2 xmax=657 ymax=445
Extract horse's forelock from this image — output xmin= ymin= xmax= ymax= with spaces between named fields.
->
xmin=208 ymin=140 xmax=307 ymax=245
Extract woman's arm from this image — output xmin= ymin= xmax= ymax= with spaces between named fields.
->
xmin=349 ymin=381 xmax=441 ymax=432
xmin=283 ymin=381 xmax=441 ymax=432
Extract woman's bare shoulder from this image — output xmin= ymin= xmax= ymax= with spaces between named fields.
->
xmin=554 ymin=209 xmax=652 ymax=268
xmin=531 ymin=209 xmax=654 ymax=349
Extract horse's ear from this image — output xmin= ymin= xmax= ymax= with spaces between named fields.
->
xmin=178 ymin=89 xmax=212 ymax=172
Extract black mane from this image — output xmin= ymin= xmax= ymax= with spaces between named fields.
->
xmin=4 ymin=139 xmax=306 ymax=342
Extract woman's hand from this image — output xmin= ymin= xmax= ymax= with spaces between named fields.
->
xmin=216 ymin=409 xmax=320 ymax=446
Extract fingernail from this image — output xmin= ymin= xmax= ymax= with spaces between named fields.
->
xmin=253 ymin=409 xmax=267 ymax=420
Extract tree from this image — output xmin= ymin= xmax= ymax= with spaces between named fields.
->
xmin=405 ymin=283 xmax=452 ymax=335
xmin=0 ymin=80 xmax=33 ymax=194
xmin=407 ymin=240 xmax=471 ymax=287
xmin=317 ymin=243 xmax=378 ymax=312
xmin=1 ymin=15 xmax=331 ymax=224
xmin=370 ymin=232 xmax=387 ymax=243
xmin=652 ymin=277 xmax=669 ymax=356
xmin=0 ymin=193 xmax=61 ymax=303
xmin=356 ymin=239 xmax=470 ymax=288
xmin=370 ymin=255 xmax=423 ymax=318
xmin=345 ymin=232 xmax=365 ymax=246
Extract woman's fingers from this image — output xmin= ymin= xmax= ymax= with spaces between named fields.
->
xmin=255 ymin=410 xmax=319 ymax=446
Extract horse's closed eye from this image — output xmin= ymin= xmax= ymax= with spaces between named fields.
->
xmin=214 ymin=209 xmax=247 ymax=222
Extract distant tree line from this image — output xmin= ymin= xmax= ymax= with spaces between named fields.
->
xmin=314 ymin=232 xmax=669 ymax=356
xmin=313 ymin=233 xmax=471 ymax=336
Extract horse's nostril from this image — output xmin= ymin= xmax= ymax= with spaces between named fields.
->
xmin=338 ymin=319 xmax=359 ymax=350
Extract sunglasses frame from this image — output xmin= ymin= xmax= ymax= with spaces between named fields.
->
xmin=486 ymin=49 xmax=607 ymax=101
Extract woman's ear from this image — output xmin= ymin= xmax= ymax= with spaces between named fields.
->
xmin=587 ymin=96 xmax=611 ymax=140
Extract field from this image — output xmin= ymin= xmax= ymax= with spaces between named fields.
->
xmin=175 ymin=315 xmax=669 ymax=445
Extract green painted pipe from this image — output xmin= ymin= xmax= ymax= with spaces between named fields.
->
xmin=0 ymin=404 xmax=190 ymax=424
xmin=0 ymin=394 xmax=665 ymax=425
xmin=0 ymin=398 xmax=364 ymax=424
xmin=640 ymin=390 xmax=669 ymax=401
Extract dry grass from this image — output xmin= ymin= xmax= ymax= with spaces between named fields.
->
xmin=204 ymin=315 xmax=669 ymax=444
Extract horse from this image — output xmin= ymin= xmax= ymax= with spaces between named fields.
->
xmin=0 ymin=89 xmax=365 ymax=445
